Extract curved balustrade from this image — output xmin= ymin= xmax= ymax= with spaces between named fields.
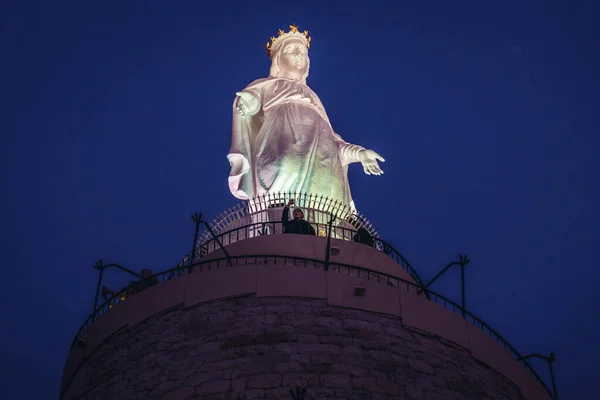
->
xmin=69 ymin=254 xmax=553 ymax=399
xmin=183 ymin=220 xmax=426 ymax=288
xmin=69 ymin=194 xmax=555 ymax=398
xmin=191 ymin=193 xmax=425 ymax=286
xmin=197 ymin=192 xmax=381 ymax=244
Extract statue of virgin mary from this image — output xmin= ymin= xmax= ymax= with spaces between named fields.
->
xmin=227 ymin=24 xmax=384 ymax=210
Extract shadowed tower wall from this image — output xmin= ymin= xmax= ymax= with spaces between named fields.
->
xmin=65 ymin=296 xmax=523 ymax=400
xmin=61 ymin=235 xmax=551 ymax=400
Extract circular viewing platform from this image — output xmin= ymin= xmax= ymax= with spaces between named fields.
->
xmin=61 ymin=194 xmax=555 ymax=400
xmin=189 ymin=193 xmax=424 ymax=286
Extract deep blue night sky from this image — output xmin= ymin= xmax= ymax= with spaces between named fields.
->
xmin=1 ymin=1 xmax=598 ymax=398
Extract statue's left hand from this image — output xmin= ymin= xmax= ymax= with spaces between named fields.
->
xmin=359 ymin=149 xmax=385 ymax=176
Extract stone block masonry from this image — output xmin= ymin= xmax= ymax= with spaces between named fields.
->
xmin=63 ymin=296 xmax=523 ymax=400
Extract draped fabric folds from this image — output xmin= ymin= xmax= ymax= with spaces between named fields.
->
xmin=227 ymin=77 xmax=364 ymax=209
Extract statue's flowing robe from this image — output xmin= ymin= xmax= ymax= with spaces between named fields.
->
xmin=227 ymin=77 xmax=365 ymax=209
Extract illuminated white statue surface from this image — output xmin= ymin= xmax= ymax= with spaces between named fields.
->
xmin=227 ymin=24 xmax=384 ymax=210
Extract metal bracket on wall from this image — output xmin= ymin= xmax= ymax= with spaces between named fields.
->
xmin=190 ymin=212 xmax=232 ymax=270
xmin=324 ymin=212 xmax=336 ymax=271
xmin=91 ymin=260 xmax=141 ymax=313
xmin=518 ymin=352 xmax=558 ymax=399
xmin=417 ymin=254 xmax=470 ymax=316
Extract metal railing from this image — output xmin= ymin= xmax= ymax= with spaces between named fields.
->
xmin=197 ymin=192 xmax=382 ymax=245
xmin=70 ymin=254 xmax=553 ymax=399
xmin=174 ymin=220 xmax=427 ymax=289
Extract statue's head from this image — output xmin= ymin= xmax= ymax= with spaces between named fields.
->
xmin=266 ymin=25 xmax=311 ymax=84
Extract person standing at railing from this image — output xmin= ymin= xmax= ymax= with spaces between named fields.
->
xmin=353 ymin=227 xmax=375 ymax=247
xmin=282 ymin=199 xmax=316 ymax=235
xmin=135 ymin=269 xmax=159 ymax=292
xmin=100 ymin=269 xmax=159 ymax=303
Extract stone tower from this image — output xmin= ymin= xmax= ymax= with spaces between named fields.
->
xmin=60 ymin=195 xmax=555 ymax=400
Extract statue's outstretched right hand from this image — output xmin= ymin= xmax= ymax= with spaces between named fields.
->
xmin=358 ymin=149 xmax=385 ymax=176
xmin=236 ymin=92 xmax=260 ymax=119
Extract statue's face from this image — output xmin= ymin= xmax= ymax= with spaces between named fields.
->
xmin=278 ymin=39 xmax=308 ymax=74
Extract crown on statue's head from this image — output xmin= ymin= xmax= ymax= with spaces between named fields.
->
xmin=265 ymin=24 xmax=311 ymax=59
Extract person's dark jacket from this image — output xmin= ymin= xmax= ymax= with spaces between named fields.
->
xmin=282 ymin=206 xmax=316 ymax=235
xmin=353 ymin=227 xmax=375 ymax=247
